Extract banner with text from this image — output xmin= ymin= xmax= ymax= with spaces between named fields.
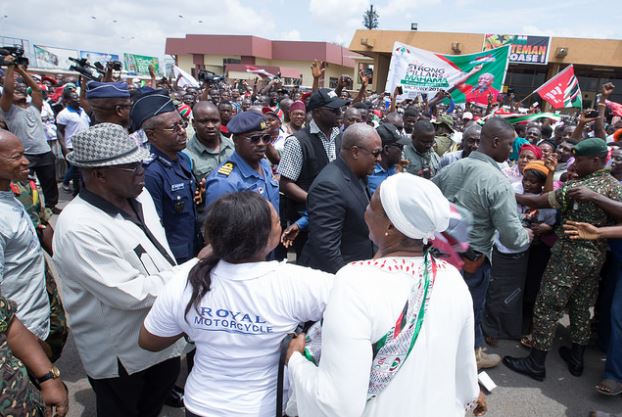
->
xmin=483 ymin=34 xmax=551 ymax=65
xmin=79 ymin=50 xmax=120 ymax=65
xmin=34 ymin=45 xmax=79 ymax=70
xmin=123 ymin=53 xmax=159 ymax=75
xmin=385 ymin=42 xmax=510 ymax=106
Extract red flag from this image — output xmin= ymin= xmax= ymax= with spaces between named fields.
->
xmin=606 ymin=100 xmax=622 ymax=117
xmin=534 ymin=65 xmax=582 ymax=109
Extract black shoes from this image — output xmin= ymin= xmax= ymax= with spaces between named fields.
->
xmin=559 ymin=343 xmax=585 ymax=377
xmin=164 ymin=385 xmax=184 ymax=408
xmin=503 ymin=348 xmax=547 ymax=381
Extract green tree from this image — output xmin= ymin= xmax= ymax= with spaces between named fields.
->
xmin=363 ymin=4 xmax=379 ymax=30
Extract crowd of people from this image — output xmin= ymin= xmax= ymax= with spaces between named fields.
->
xmin=1 ymin=51 xmax=622 ymax=417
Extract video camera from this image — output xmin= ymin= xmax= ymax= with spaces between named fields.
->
xmin=198 ymin=69 xmax=224 ymax=85
xmin=68 ymin=58 xmax=123 ymax=81
xmin=0 ymin=46 xmax=30 ymax=67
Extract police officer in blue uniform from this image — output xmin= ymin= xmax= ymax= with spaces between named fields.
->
xmin=131 ymin=89 xmax=203 ymax=265
xmin=205 ymin=111 xmax=280 ymax=213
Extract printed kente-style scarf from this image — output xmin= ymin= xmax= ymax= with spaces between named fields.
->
xmin=303 ymin=253 xmax=437 ymax=400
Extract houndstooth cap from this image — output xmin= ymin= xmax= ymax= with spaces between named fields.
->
xmin=66 ymin=123 xmax=150 ymax=168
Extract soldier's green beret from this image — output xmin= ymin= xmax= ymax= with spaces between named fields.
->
xmin=572 ymin=138 xmax=608 ymax=157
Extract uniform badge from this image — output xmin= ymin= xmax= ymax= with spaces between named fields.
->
xmin=218 ymin=162 xmax=235 ymax=176
xmin=171 ymin=183 xmax=185 ymax=191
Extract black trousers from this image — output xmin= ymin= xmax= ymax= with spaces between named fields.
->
xmin=27 ymin=151 xmax=58 ymax=208
xmin=88 ymin=357 xmax=180 ymax=417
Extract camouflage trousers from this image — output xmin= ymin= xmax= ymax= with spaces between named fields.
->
xmin=532 ymin=241 xmax=605 ymax=351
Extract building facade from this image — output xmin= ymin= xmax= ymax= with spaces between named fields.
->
xmin=348 ymin=30 xmax=622 ymax=106
xmin=165 ymin=34 xmax=361 ymax=88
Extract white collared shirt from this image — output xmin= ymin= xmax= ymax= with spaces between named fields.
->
xmin=52 ymin=189 xmax=192 ymax=379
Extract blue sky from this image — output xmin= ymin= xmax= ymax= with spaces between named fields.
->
xmin=1 ymin=0 xmax=621 ymax=60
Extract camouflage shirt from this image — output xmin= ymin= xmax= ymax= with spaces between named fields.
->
xmin=0 ymin=296 xmax=44 ymax=417
xmin=10 ymin=180 xmax=51 ymax=229
xmin=548 ymin=169 xmax=622 ymax=253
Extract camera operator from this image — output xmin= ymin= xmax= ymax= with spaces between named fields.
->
xmin=0 ymin=55 xmax=61 ymax=213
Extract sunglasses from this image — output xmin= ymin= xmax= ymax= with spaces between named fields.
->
xmin=346 ymin=146 xmax=382 ymax=157
xmin=242 ymin=133 xmax=272 ymax=144
xmin=160 ymin=121 xmax=188 ymax=133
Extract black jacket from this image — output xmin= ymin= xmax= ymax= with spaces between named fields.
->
xmin=299 ymin=157 xmax=375 ymax=273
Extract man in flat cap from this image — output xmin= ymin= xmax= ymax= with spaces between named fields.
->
xmin=204 ymin=111 xmax=279 ymax=212
xmin=52 ymin=123 xmax=203 ymax=417
xmin=505 ymin=138 xmax=622 ymax=381
xmin=368 ymin=122 xmax=410 ymax=195
xmin=277 ymin=88 xmax=348 ymax=257
xmin=130 ymin=89 xmax=203 ymax=265
xmin=85 ymin=80 xmax=132 ymax=128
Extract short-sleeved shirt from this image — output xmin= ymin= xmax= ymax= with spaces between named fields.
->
xmin=0 ymin=191 xmax=50 ymax=340
xmin=205 ymin=152 xmax=280 ymax=213
xmin=367 ymin=163 xmax=397 ymax=195
xmin=56 ymin=107 xmax=91 ymax=149
xmin=0 ymin=105 xmax=50 ymax=155
xmin=403 ymin=144 xmax=440 ymax=178
xmin=182 ymin=133 xmax=235 ymax=181
xmin=0 ymin=296 xmax=45 ymax=416
xmin=277 ymin=119 xmax=339 ymax=181
xmin=143 ymin=259 xmax=334 ymax=417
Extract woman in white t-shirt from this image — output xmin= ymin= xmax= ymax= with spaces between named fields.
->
xmin=139 ymin=191 xmax=334 ymax=417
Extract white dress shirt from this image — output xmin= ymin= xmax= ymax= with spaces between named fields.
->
xmin=52 ymin=188 xmax=191 ymax=379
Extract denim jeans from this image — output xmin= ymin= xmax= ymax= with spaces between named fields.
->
xmin=463 ymin=259 xmax=491 ymax=349
xmin=603 ymin=261 xmax=622 ymax=383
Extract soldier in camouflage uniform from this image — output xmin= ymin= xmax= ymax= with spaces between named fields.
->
xmin=0 ymin=295 xmax=69 ymax=416
xmin=10 ymin=179 xmax=68 ymax=362
xmin=503 ymin=138 xmax=622 ymax=381
xmin=0 ymin=296 xmax=45 ymax=416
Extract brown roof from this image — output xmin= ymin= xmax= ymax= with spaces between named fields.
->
xmin=165 ymin=34 xmax=361 ymax=68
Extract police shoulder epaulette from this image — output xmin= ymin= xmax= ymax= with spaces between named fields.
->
xmin=218 ymin=161 xmax=235 ymax=176
xmin=143 ymin=154 xmax=157 ymax=165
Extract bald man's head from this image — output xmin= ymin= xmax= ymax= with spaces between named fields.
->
xmin=479 ymin=117 xmax=516 ymax=163
xmin=342 ymin=107 xmax=362 ymax=128
xmin=192 ymin=101 xmax=222 ymax=144
xmin=0 ymin=129 xmax=30 ymax=185
xmin=341 ymin=123 xmax=382 ymax=177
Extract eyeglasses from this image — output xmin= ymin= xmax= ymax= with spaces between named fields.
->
xmin=346 ymin=146 xmax=382 ymax=157
xmin=113 ymin=162 xmax=144 ymax=175
xmin=160 ymin=121 xmax=188 ymax=133
xmin=241 ymin=133 xmax=272 ymax=144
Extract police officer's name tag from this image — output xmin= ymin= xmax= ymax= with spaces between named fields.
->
xmin=171 ymin=183 xmax=185 ymax=191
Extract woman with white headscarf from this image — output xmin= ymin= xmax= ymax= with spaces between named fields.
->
xmin=285 ymin=173 xmax=482 ymax=417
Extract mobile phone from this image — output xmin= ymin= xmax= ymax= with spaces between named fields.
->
xmin=396 ymin=86 xmax=403 ymax=95
xmin=586 ymin=110 xmax=599 ymax=118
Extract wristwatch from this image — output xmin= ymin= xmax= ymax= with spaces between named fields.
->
xmin=36 ymin=366 xmax=61 ymax=384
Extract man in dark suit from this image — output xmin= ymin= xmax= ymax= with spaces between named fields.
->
xmin=300 ymin=123 xmax=381 ymax=273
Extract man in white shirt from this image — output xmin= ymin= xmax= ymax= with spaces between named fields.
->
xmin=52 ymin=123 xmax=204 ymax=417
xmin=56 ymin=90 xmax=90 ymax=195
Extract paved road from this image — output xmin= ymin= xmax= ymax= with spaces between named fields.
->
xmin=51 ymin=189 xmax=621 ymax=417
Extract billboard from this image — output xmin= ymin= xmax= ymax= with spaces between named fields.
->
xmin=34 ymin=45 xmax=79 ymax=70
xmin=123 ymin=53 xmax=160 ymax=76
xmin=79 ymin=50 xmax=120 ymax=65
xmin=386 ymin=41 xmax=510 ymax=106
xmin=483 ymin=34 xmax=551 ymax=65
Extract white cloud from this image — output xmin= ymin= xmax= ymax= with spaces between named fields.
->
xmin=308 ymin=0 xmax=368 ymax=26
xmin=279 ymin=30 xmax=301 ymax=41
xmin=382 ymin=0 xmax=441 ymax=17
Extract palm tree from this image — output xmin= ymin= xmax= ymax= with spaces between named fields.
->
xmin=363 ymin=4 xmax=379 ymax=30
